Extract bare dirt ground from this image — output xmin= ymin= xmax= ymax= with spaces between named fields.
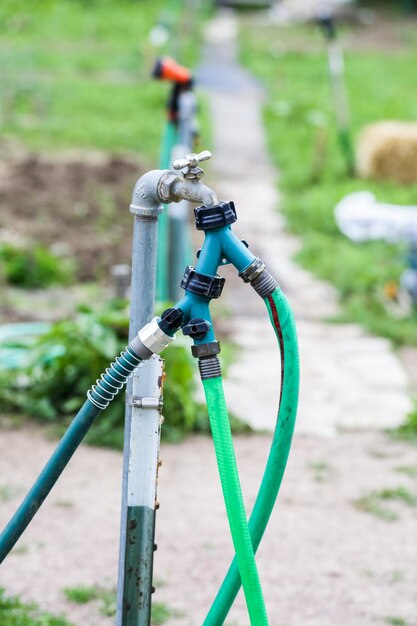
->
xmin=0 ymin=151 xmax=143 ymax=283
xmin=0 ymin=424 xmax=416 ymax=626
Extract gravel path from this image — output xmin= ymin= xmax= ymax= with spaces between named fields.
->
xmin=1 ymin=8 xmax=416 ymax=626
xmin=1 ymin=426 xmax=417 ymax=626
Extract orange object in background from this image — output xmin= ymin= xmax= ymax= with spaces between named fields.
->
xmin=153 ymin=56 xmax=192 ymax=85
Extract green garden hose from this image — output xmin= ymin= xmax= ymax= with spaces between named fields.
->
xmin=204 ymin=286 xmax=300 ymax=625
xmin=202 ymin=376 xmax=269 ymax=626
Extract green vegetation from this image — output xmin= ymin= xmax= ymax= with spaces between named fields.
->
xmin=395 ymin=464 xmax=417 ymax=478
xmin=64 ymin=585 xmax=180 ymax=623
xmin=151 ymin=602 xmax=181 ymax=625
xmin=64 ymin=585 xmax=115 ymax=617
xmin=308 ymin=460 xmax=335 ymax=483
xmin=0 ymin=588 xmax=73 ymax=626
xmin=63 ymin=586 xmax=98 ymax=605
xmin=240 ymin=18 xmax=417 ymax=345
xmin=353 ymin=485 xmax=417 ymax=521
xmin=385 ymin=617 xmax=408 ymax=626
xmin=390 ymin=403 xmax=417 ymax=444
xmin=0 ymin=243 xmax=74 ymax=288
xmin=0 ymin=1 xmax=218 ymax=441
xmin=0 ymin=302 xmax=210 ymax=445
xmin=0 ymin=0 xmax=208 ymax=163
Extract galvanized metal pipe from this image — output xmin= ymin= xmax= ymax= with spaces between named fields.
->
xmin=116 ymin=185 xmax=163 ymax=626
xmin=117 ymin=160 xmax=218 ymax=625
xmin=121 ymin=355 xmax=164 ymax=626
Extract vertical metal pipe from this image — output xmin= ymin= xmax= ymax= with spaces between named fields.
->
xmin=116 ymin=212 xmax=161 ymax=626
xmin=122 ymin=356 xmax=164 ymax=626
xmin=327 ymin=40 xmax=355 ymax=175
xmin=168 ymin=90 xmax=197 ymax=300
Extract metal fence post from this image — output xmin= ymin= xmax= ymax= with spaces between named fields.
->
xmin=116 ymin=206 xmax=163 ymax=626
xmin=317 ymin=11 xmax=355 ymax=176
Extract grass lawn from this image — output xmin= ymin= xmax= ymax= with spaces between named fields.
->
xmin=239 ymin=14 xmax=417 ymax=346
xmin=0 ymin=0 xmax=208 ymax=163
xmin=0 ymin=587 xmax=73 ymax=626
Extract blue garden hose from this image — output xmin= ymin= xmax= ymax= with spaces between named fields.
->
xmin=0 ymin=344 xmax=142 ymax=562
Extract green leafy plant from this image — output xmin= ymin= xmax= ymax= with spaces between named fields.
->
xmin=0 ymin=302 xmax=209 ymax=445
xmin=0 ymin=243 xmax=74 ymax=288
xmin=0 ymin=588 xmax=73 ymax=626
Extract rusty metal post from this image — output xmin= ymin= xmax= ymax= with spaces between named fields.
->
xmin=119 ymin=355 xmax=164 ymax=626
xmin=116 ymin=200 xmax=163 ymax=626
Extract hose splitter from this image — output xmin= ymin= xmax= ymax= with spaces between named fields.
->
xmin=126 ymin=149 xmax=300 ymax=625
xmin=0 ymin=150 xmax=300 ymax=626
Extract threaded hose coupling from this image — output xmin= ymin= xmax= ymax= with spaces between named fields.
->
xmin=198 ymin=355 xmax=221 ymax=380
xmin=138 ymin=317 xmax=175 ymax=354
xmin=239 ymin=257 xmax=278 ymax=298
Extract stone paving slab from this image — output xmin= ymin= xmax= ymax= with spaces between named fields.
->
xmin=198 ymin=10 xmax=412 ymax=436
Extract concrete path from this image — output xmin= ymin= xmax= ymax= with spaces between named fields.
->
xmin=197 ymin=10 xmax=411 ymax=436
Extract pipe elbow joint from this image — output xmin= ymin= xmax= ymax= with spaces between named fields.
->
xmin=130 ymin=169 xmax=219 ymax=216
xmin=130 ymin=169 xmax=167 ymax=217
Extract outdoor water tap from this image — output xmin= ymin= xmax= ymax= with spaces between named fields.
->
xmin=172 ymin=149 xmax=211 ymax=178
xmin=130 ymin=150 xmax=218 ymax=217
xmin=160 ymin=150 xmax=218 ymax=207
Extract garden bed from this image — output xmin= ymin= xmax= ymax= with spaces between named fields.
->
xmin=0 ymin=152 xmax=143 ymax=281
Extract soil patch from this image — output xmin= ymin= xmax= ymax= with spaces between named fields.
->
xmin=0 ymin=152 xmax=145 ymax=281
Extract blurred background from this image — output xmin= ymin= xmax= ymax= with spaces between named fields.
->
xmin=0 ymin=1 xmax=416 ymax=625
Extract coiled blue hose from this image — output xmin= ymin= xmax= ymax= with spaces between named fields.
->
xmin=0 ymin=344 xmax=142 ymax=562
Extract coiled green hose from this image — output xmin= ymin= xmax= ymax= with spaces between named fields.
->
xmin=204 ymin=286 xmax=300 ymax=625
xmin=202 ymin=376 xmax=269 ymax=626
